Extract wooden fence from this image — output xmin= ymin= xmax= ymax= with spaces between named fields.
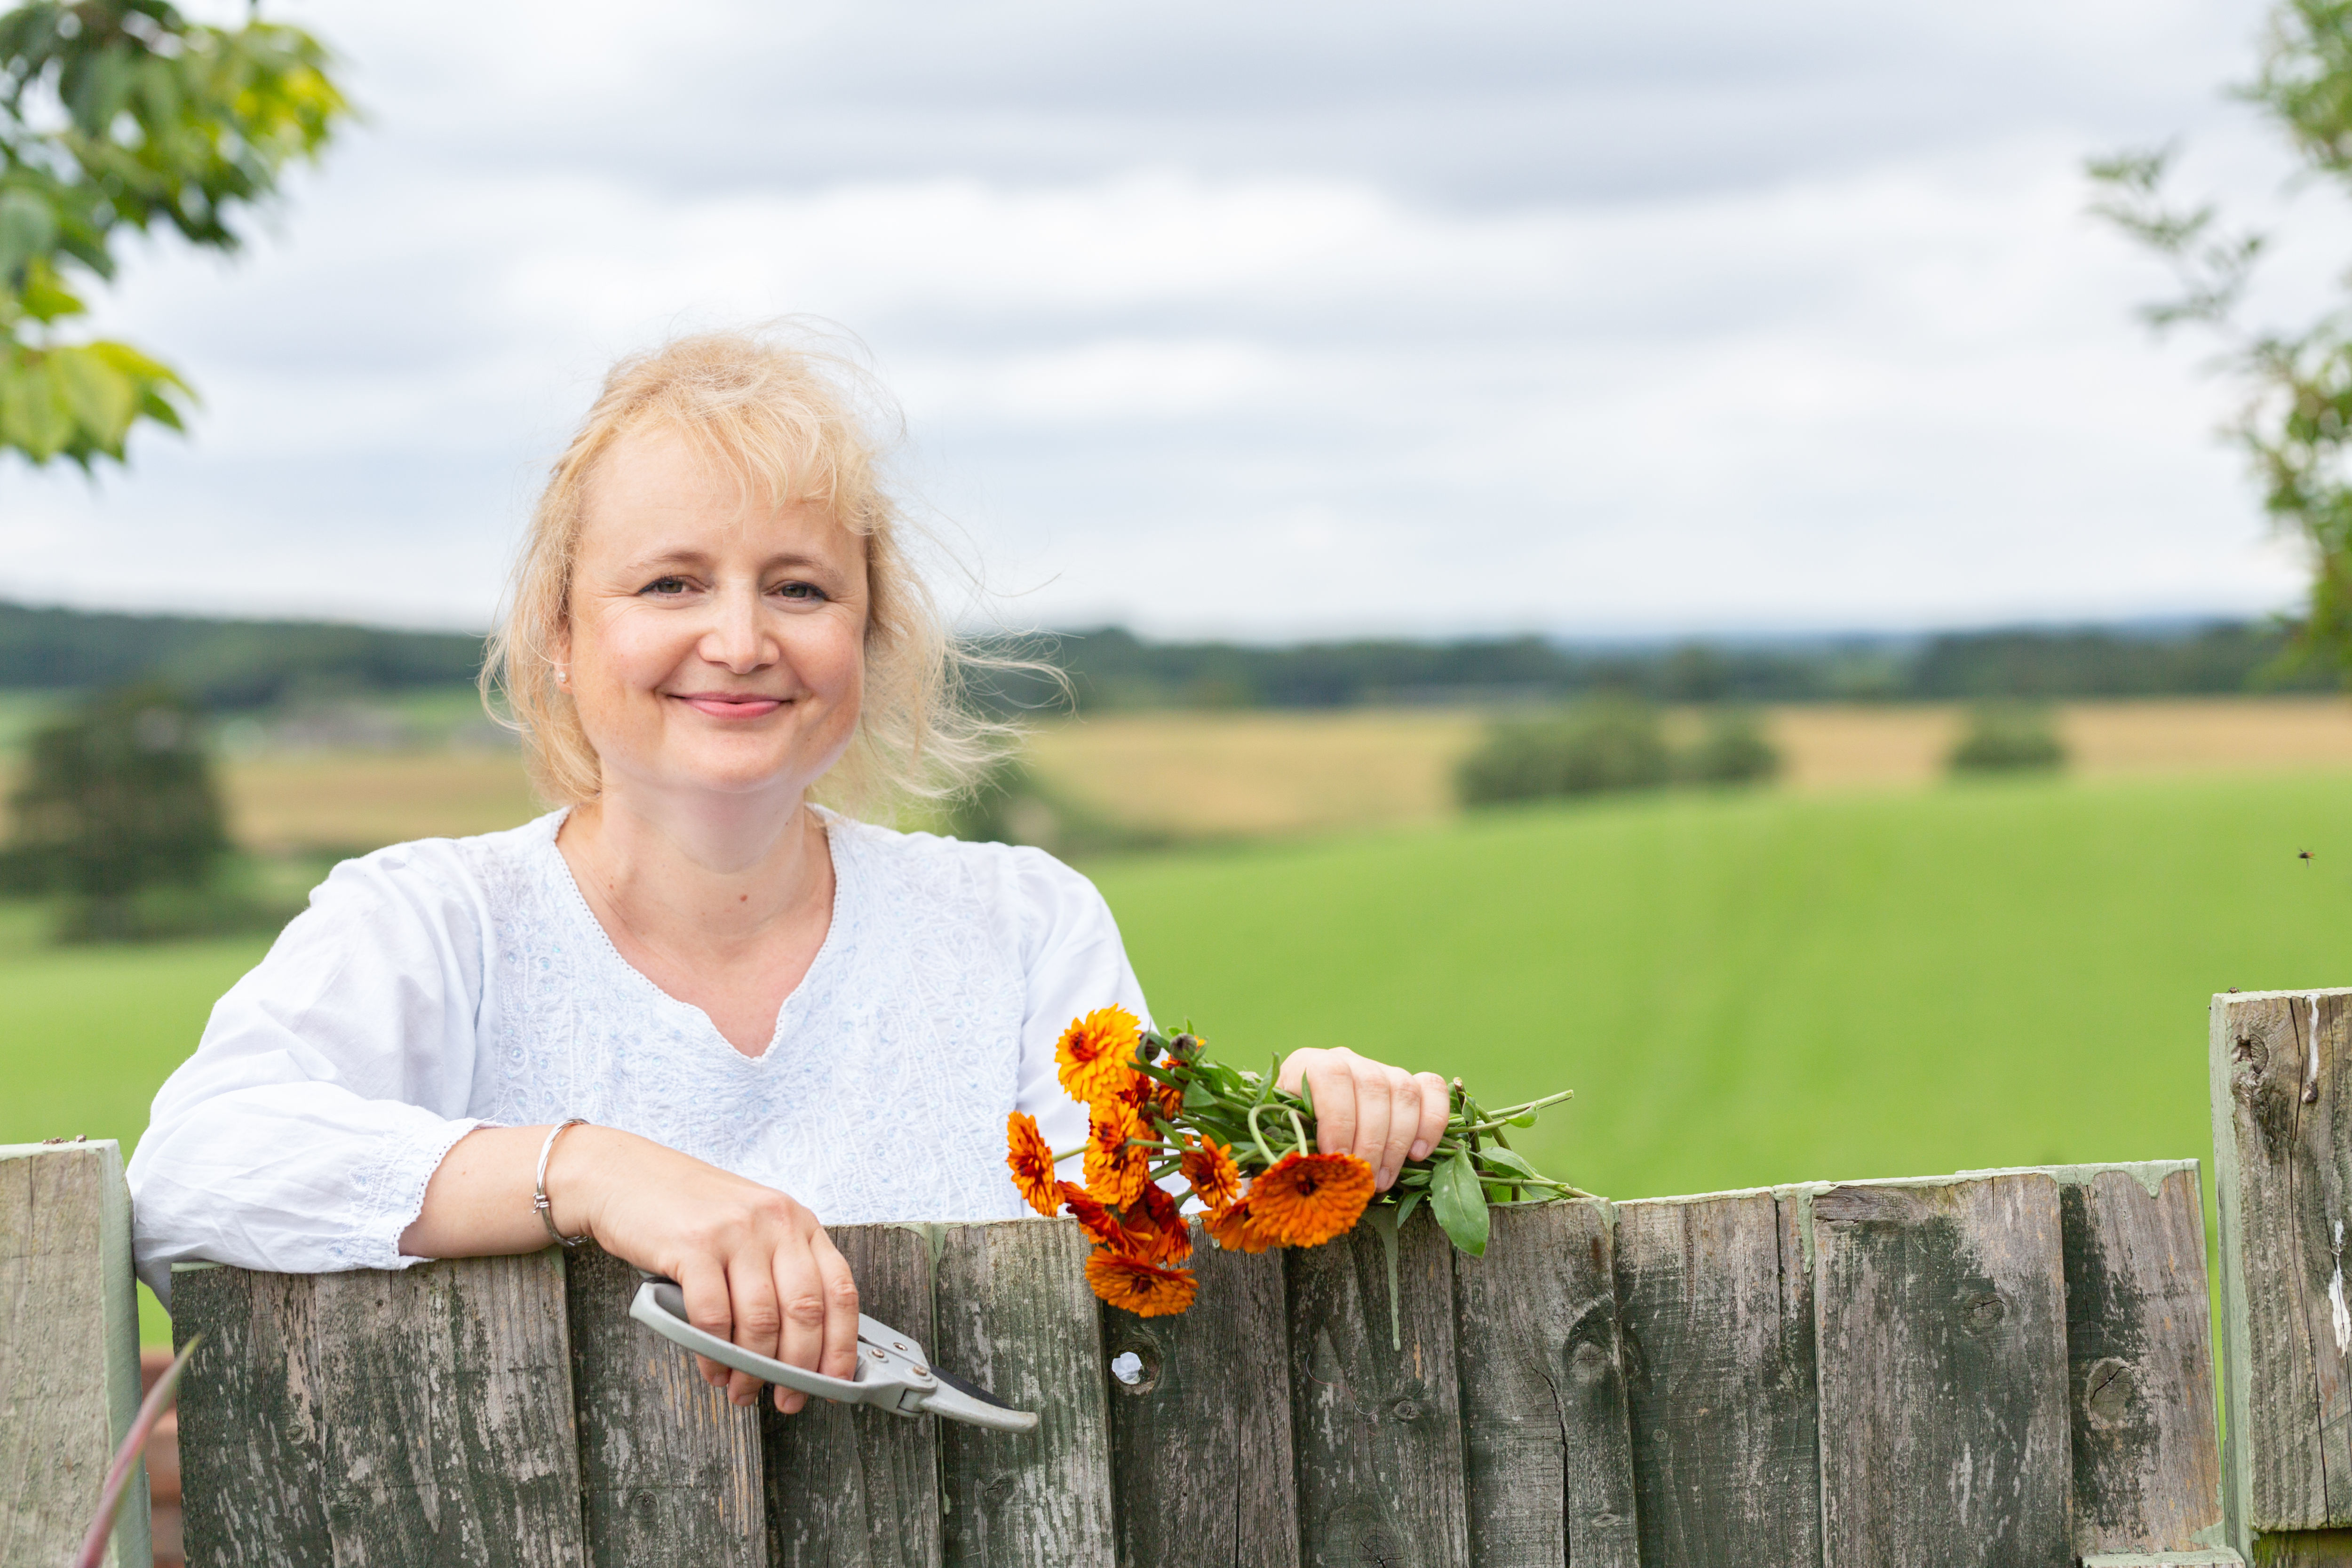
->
xmin=42 ymin=983 xmax=2352 ymax=1564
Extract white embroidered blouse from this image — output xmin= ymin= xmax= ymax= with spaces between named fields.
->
xmin=126 ymin=809 xmax=1140 ymax=1302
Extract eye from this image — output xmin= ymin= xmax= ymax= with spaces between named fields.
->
xmin=774 ymin=581 xmax=828 ymax=602
xmin=639 ymin=576 xmax=691 ymax=597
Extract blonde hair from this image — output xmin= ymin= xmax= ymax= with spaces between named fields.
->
xmin=482 ymin=327 xmax=1014 ymax=815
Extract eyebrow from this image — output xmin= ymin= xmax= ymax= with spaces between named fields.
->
xmin=625 ymin=549 xmax=842 ymax=575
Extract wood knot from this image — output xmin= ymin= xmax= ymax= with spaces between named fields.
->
xmin=2085 ymin=1357 xmax=2135 ymax=1426
xmin=1956 ymin=1286 xmax=2006 ymax=1335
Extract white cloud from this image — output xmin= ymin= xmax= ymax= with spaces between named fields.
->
xmin=0 ymin=0 xmax=2312 ymax=637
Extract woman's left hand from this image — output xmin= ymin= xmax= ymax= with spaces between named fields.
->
xmin=1277 ymin=1047 xmax=1450 ymax=1194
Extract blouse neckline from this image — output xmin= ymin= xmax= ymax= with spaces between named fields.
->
xmin=532 ymin=806 xmax=852 ymax=1066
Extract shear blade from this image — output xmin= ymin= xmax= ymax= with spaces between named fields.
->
xmin=922 ymin=1365 xmax=1040 ymax=1433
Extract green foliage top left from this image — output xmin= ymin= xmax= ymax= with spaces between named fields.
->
xmin=0 ymin=0 xmax=349 ymax=469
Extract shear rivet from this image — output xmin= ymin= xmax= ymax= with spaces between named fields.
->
xmin=869 ymin=1347 xmax=887 ymax=1361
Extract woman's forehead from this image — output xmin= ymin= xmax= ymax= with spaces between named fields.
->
xmin=579 ymin=423 xmax=859 ymax=562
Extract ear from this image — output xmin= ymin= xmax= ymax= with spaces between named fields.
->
xmin=551 ymin=621 xmax=573 ymax=689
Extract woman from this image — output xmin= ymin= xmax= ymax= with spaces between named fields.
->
xmin=129 ymin=330 xmax=1449 ymax=1414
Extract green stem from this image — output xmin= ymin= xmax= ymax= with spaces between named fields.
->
xmin=1245 ymin=1102 xmax=1278 ymax=1166
xmin=1284 ymin=1106 xmax=1311 ymax=1157
xmin=1049 ymin=1144 xmax=1086 ymax=1163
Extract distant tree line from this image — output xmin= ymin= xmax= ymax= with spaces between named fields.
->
xmin=0 ymin=600 xmax=483 ymax=708
xmin=980 ymin=619 xmax=2336 ymax=713
xmin=0 ymin=599 xmax=2338 ymax=713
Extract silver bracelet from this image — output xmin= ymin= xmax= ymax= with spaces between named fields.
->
xmin=534 ymin=1118 xmax=591 ymax=1248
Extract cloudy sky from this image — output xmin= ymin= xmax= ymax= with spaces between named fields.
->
xmin=0 ymin=0 xmax=2324 ymax=639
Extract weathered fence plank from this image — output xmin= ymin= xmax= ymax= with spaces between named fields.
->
xmin=177 ymin=1250 xmax=584 ymax=1568
xmin=565 ymin=1242 xmax=765 ymax=1568
xmin=1102 ymin=1219 xmax=1298 ymax=1568
xmin=1451 ymin=1199 xmax=1637 ymax=1568
xmin=763 ymin=1224 xmax=942 ymax=1568
xmin=2212 ymin=989 xmax=2352 ymax=1536
xmin=1812 ymin=1172 xmax=2072 ymax=1568
xmin=0 ymin=1140 xmax=148 ymax=1568
xmin=1613 ymin=1187 xmax=1822 ymax=1568
xmin=933 ymin=1218 xmax=1116 ymax=1568
xmin=1287 ymin=1209 xmax=1470 ymax=1568
xmin=2052 ymin=1162 xmax=2227 ymax=1558
xmin=2246 ymin=1530 xmax=2352 ymax=1565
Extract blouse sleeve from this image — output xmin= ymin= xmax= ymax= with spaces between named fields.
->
xmin=126 ymin=841 xmax=497 ymax=1304
xmin=1007 ymin=847 xmax=1150 ymax=1179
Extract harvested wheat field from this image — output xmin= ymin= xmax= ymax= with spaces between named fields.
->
xmin=168 ymin=695 xmax=2352 ymax=853
xmin=222 ymin=749 xmax=542 ymax=854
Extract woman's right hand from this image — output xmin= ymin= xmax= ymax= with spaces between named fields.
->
xmin=554 ymin=1126 xmax=859 ymax=1413
xmin=402 ymin=1122 xmax=858 ymax=1414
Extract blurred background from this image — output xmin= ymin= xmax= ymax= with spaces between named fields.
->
xmin=8 ymin=0 xmax=2352 ymax=1362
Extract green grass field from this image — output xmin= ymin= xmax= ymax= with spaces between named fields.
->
xmin=1094 ymin=770 xmax=2352 ymax=1203
xmin=11 ymin=767 xmax=2351 ymax=1342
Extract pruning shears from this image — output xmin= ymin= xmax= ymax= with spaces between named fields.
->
xmin=629 ymin=1275 xmax=1038 ymax=1433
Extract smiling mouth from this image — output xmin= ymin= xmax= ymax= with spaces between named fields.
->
xmin=672 ymin=693 xmax=788 ymax=719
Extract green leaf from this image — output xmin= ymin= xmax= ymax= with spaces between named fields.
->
xmin=1395 ymin=1189 xmax=1425 ymax=1230
xmin=1430 ymin=1146 xmax=1489 ymax=1257
xmin=52 ymin=346 xmax=135 ymax=448
xmin=0 ymin=189 xmax=57 ymax=280
xmin=1476 ymin=1146 xmax=1543 ymax=1181
xmin=1506 ymin=1112 xmax=1538 ymax=1127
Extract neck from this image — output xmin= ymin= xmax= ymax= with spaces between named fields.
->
xmin=557 ymin=781 xmax=830 ymax=956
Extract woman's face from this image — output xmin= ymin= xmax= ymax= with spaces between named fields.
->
xmin=558 ymin=424 xmax=869 ymax=807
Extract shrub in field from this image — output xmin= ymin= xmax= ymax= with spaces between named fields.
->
xmin=1947 ymin=704 xmax=2066 ymax=775
xmin=1680 ymin=708 xmax=1781 ymax=786
xmin=2 ymin=683 xmax=293 ymax=940
xmin=1455 ymin=699 xmax=1674 ymax=805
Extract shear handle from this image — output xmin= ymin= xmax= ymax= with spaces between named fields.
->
xmin=629 ymin=1278 xmax=901 ymax=1409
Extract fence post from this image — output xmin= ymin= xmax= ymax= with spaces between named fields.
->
xmin=2210 ymin=987 xmax=2352 ymax=1563
xmin=0 ymin=1139 xmax=150 ymax=1568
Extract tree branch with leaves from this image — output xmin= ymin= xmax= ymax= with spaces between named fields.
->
xmin=0 ymin=0 xmax=348 ymax=469
xmin=2089 ymin=0 xmax=2352 ymax=682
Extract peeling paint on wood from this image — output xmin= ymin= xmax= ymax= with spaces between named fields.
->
xmin=1613 ymin=1187 xmax=1821 ymax=1568
xmin=0 ymin=1141 xmax=147 ymax=1568
xmin=2212 ymin=989 xmax=2352 ymax=1535
xmin=1102 ymin=1219 xmax=1298 ymax=1568
xmin=2063 ymin=1162 xmax=2225 ymax=1557
xmin=566 ymin=1242 xmax=762 ymax=1568
xmin=763 ymin=1225 xmax=942 ymax=1568
xmin=1287 ymin=1208 xmax=1469 ymax=1568
xmin=177 ymin=1251 xmax=585 ymax=1568
xmin=1451 ymin=1200 xmax=1636 ymax=1568
xmin=933 ymin=1218 xmax=1115 ymax=1567
xmin=1813 ymin=1171 xmax=2072 ymax=1568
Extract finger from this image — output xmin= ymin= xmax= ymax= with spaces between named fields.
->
xmin=1374 ymin=1069 xmax=1419 ymax=1192
xmin=727 ymin=1248 xmax=785 ymax=1409
xmin=1275 ymin=1047 xmax=1320 ymax=1095
xmin=814 ymin=1229 xmax=861 ymax=1385
xmin=678 ymin=1260 xmax=732 ymax=1392
xmin=1307 ymin=1052 xmax=1358 ymax=1156
xmin=773 ymin=1227 xmax=830 ymax=1417
xmin=1348 ymin=1062 xmax=1395 ymax=1175
xmin=1410 ymin=1072 xmax=1449 ymax=1161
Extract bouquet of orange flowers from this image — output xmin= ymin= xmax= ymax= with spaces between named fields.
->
xmin=1005 ymin=1007 xmax=1581 ymax=1318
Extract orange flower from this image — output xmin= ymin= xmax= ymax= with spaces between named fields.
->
xmin=1083 ymin=1098 xmax=1151 ymax=1207
xmin=1202 ymin=1194 xmax=1282 ymax=1254
xmin=1004 ymin=1111 xmax=1061 ymax=1218
xmin=1059 ymin=1181 xmax=1124 ymax=1249
xmin=1111 ymin=1066 xmax=1185 ymax=1126
xmin=1122 ymin=1181 xmax=1192 ymax=1265
xmin=1179 ymin=1136 xmax=1242 ymax=1216
xmin=1056 ymin=1006 xmax=1143 ymax=1106
xmin=1084 ymin=1248 xmax=1198 ymax=1317
xmin=1244 ymin=1151 xmax=1375 ymax=1247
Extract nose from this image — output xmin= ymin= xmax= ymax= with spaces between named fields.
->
xmin=699 ymin=582 xmax=776 ymax=675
